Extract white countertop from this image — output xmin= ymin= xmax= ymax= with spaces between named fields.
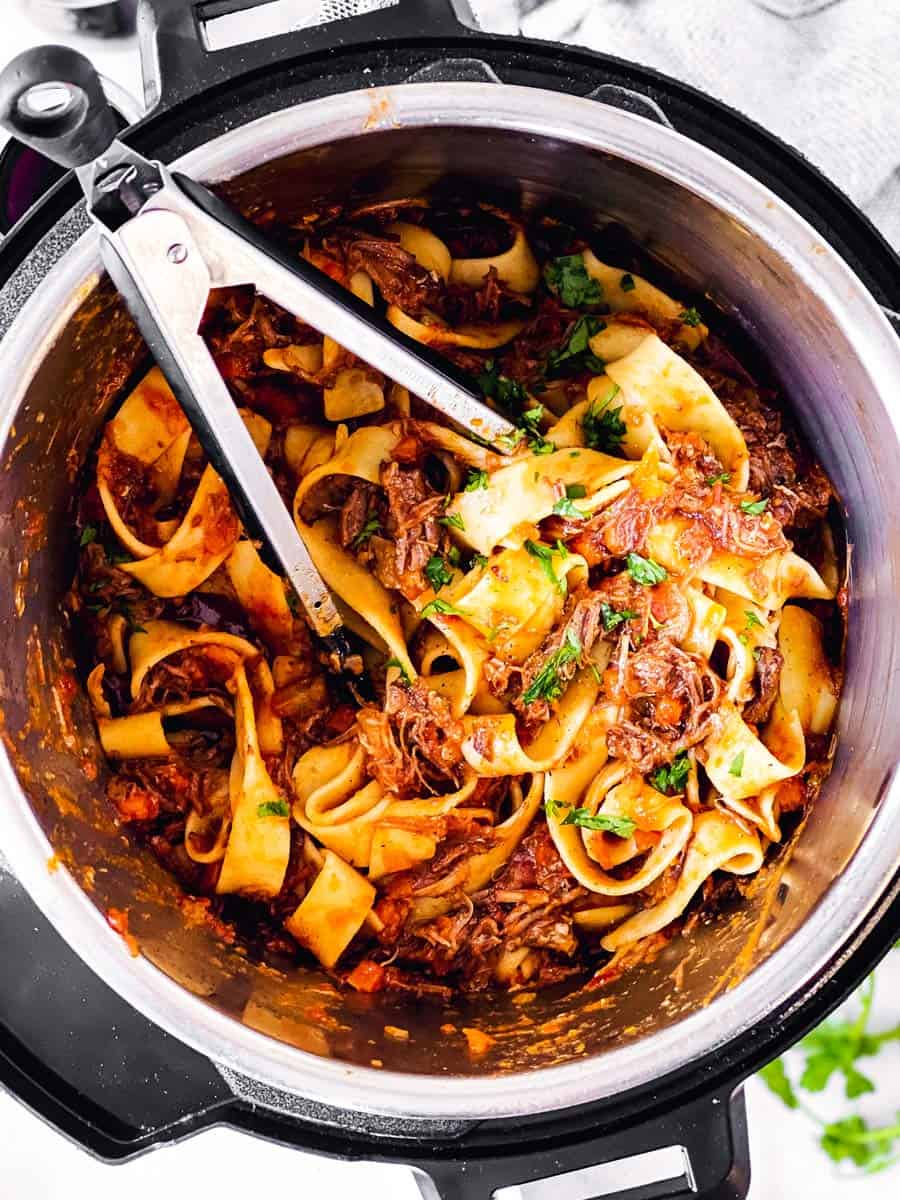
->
xmin=1 ymin=3 xmax=898 ymax=1197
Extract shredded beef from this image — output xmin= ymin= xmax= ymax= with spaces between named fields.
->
xmin=362 ymin=461 xmax=446 ymax=597
xmin=743 ymin=646 xmax=784 ymax=726
xmin=606 ymin=638 xmax=723 ymax=771
xmin=438 ymin=267 xmax=530 ymax=326
xmin=357 ymin=680 xmax=464 ymax=797
xmin=339 ymin=230 xmax=440 ymax=314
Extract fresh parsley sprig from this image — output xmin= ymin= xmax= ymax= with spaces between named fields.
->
xmin=760 ymin=971 xmax=900 ymax=1174
xmin=521 ymin=627 xmax=582 ymax=706
xmin=543 ymin=254 xmax=603 ymax=309
xmin=582 ymin=382 xmax=626 ymax=454
xmin=545 ymin=795 xmax=636 ymax=837
xmin=525 ymin=538 xmax=568 ymax=595
xmin=648 ymin=752 xmax=690 ymax=795
xmin=546 ymin=316 xmax=607 ymax=379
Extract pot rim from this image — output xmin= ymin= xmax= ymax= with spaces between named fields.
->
xmin=2 ymin=80 xmax=899 ymax=1121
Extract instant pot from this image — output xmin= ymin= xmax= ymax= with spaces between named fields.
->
xmin=1 ymin=2 xmax=899 ymax=1197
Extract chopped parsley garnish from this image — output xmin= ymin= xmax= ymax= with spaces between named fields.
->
xmin=525 ymin=538 xmax=568 ymax=594
xmin=546 ymin=315 xmax=607 ymax=378
xmin=729 ymin=751 xmax=745 ymax=778
xmin=425 ymin=554 xmax=454 ymax=592
xmin=385 ymin=657 xmax=411 ymax=684
xmin=706 ymin=471 xmax=731 ymax=487
xmin=447 ymin=545 xmax=461 ymax=566
xmin=600 ymin=603 xmax=638 ymax=632
xmin=760 ymin=972 xmax=900 ymax=1174
xmin=566 ymin=483 xmax=587 ymax=499
xmin=476 ymin=359 xmax=528 ymax=412
xmin=285 ymin=589 xmax=300 ymax=616
xmin=543 ymin=254 xmax=603 ymax=309
xmin=649 ymin=752 xmax=690 ymax=795
xmin=464 ymin=468 xmax=489 ymax=491
xmin=740 ymin=498 xmax=769 ymax=515
xmin=739 ymin=609 xmax=766 ymax=646
xmin=471 ymin=553 xmax=489 ymax=570
xmin=420 ymin=596 xmax=465 ymax=620
xmin=582 ymin=382 xmax=626 ymax=454
xmin=519 ymin=404 xmax=555 ymax=455
xmin=257 ymin=800 xmax=289 ymax=818
xmin=552 ymin=496 xmax=587 ymax=519
xmin=351 ymin=515 xmax=381 ymax=548
xmin=620 ymin=273 xmax=636 ymax=293
xmin=679 ymin=307 xmax=702 ymax=327
xmin=79 ymin=525 xmax=97 ymax=546
xmin=626 ymin=552 xmax=668 ymax=586
xmin=545 ymin=796 xmax=636 ymax=837
xmin=522 ymin=627 xmax=582 ymax=706
xmin=439 ymin=511 xmax=466 ymax=531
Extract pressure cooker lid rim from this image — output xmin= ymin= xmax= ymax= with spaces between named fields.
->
xmin=2 ymin=80 xmax=900 ymax=1121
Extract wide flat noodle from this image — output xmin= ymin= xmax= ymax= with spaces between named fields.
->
xmin=120 ymin=465 xmax=240 ymax=597
xmin=442 ymin=543 xmax=587 ymax=664
xmin=449 ymin=229 xmax=540 ymax=294
xmin=293 ymin=515 xmax=415 ymax=678
xmin=292 ymin=741 xmax=389 ymax=866
xmin=605 ymin=335 xmax=749 ymax=489
xmin=412 ymin=774 xmax=544 ymax=922
xmin=285 ymin=849 xmax=375 ymax=968
xmin=581 ymin=250 xmax=708 ymax=349
xmin=461 ymin=669 xmax=600 ymax=777
xmin=226 ymin=539 xmax=293 ymax=654
xmin=703 ymin=700 xmax=805 ymax=803
xmin=778 ymin=605 xmax=839 ymax=734
xmin=294 ymin=423 xmax=399 ymax=514
xmin=548 ymin=762 xmax=692 ymax=897
xmin=386 ymin=305 xmax=526 ymax=350
xmin=446 ymin=448 xmax=636 ymax=555
xmin=388 ymin=222 xmax=452 ymax=281
xmin=600 ymin=810 xmax=762 ymax=950
xmin=129 ymin=619 xmax=258 ymax=698
xmin=217 ymin=664 xmax=291 ymax=898
xmin=98 ymin=697 xmax=226 ymax=759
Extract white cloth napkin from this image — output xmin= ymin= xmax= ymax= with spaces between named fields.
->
xmin=513 ymin=0 xmax=900 ymax=250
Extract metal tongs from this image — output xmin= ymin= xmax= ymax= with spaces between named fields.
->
xmin=0 ymin=46 xmax=517 ymax=672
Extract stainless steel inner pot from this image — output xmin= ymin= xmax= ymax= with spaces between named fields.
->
xmin=1 ymin=82 xmax=899 ymax=1122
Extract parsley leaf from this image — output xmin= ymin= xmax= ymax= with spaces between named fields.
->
xmin=352 ymin=515 xmax=381 ymax=549
xmin=476 ymin=359 xmax=528 ymax=412
xmin=759 ymin=1059 xmax=799 ymax=1110
xmin=620 ymin=272 xmax=636 ymax=293
xmin=740 ymin=498 xmax=769 ymax=515
xmin=525 ymin=538 xmax=568 ymax=595
xmin=562 ymin=807 xmax=636 ymax=837
xmin=679 ymin=306 xmax=702 ymax=327
xmin=745 ymin=611 xmax=765 ymax=632
xmin=471 ymin=553 xmax=489 ymax=570
xmin=79 ymin=525 xmax=97 ymax=546
xmin=522 ymin=627 xmax=582 ymax=706
xmin=464 ymin=468 xmax=489 ymax=491
xmin=543 ymin=254 xmax=603 ymax=309
xmin=599 ymin=602 xmax=638 ymax=632
xmin=552 ymin=496 xmax=587 ymax=519
xmin=626 ymin=552 xmax=667 ymax=586
xmin=420 ymin=596 xmax=465 ymax=620
xmin=566 ymin=483 xmax=587 ymax=499
xmin=546 ymin=315 xmax=607 ymax=378
xmin=729 ymin=751 xmax=745 ymax=777
xmin=425 ymin=554 xmax=454 ymax=592
xmin=257 ymin=800 xmax=289 ymax=818
xmin=582 ymin=383 xmax=626 ymax=454
xmin=439 ymin=512 xmax=466 ymax=531
xmin=385 ymin=657 xmax=411 ymax=685
xmin=706 ymin=471 xmax=731 ymax=487
xmin=648 ymin=752 xmax=690 ymax=795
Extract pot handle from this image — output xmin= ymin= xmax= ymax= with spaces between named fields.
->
xmin=139 ymin=0 xmax=481 ymax=113
xmin=406 ymin=1085 xmax=750 ymax=1200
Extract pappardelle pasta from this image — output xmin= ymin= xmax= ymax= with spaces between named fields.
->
xmin=72 ymin=193 xmax=843 ymax=997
